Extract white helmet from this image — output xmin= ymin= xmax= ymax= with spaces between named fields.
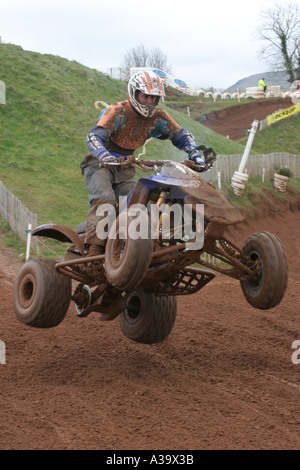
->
xmin=128 ymin=71 xmax=165 ymax=118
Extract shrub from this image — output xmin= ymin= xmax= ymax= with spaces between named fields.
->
xmin=277 ymin=167 xmax=293 ymax=177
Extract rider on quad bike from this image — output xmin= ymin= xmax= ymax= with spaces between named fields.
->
xmin=13 ymin=74 xmax=288 ymax=344
xmin=80 ymin=70 xmax=216 ymax=257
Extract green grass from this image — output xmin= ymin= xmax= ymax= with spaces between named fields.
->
xmin=238 ymin=113 xmax=300 ymax=154
xmin=0 ymin=45 xmax=129 ymax=228
xmin=0 ymin=219 xmax=26 ymax=255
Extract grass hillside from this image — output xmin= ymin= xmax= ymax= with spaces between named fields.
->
xmin=239 ymin=113 xmax=300 ymax=154
xmin=0 ymin=44 xmax=246 ymax=229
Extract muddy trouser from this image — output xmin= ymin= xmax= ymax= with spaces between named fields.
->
xmin=83 ymin=160 xmax=136 ymax=246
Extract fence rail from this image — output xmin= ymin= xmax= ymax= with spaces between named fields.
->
xmin=0 ymin=180 xmax=38 ymax=254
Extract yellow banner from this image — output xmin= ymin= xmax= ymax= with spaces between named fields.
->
xmin=267 ymin=103 xmax=300 ymax=125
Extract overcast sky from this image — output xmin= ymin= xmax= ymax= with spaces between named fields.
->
xmin=1 ymin=0 xmax=296 ymax=90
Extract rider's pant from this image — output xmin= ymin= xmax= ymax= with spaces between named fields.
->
xmin=83 ymin=160 xmax=136 ymax=246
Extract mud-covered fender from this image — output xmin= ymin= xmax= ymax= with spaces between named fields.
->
xmin=32 ymin=224 xmax=85 ymax=254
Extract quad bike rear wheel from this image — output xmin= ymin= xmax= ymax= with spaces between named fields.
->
xmin=119 ymin=288 xmax=177 ymax=344
xmin=104 ymin=209 xmax=153 ymax=291
xmin=240 ymin=231 xmax=288 ymax=310
xmin=13 ymin=259 xmax=71 ymax=328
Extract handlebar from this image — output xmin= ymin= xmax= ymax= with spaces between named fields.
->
xmin=100 ymin=148 xmax=216 ymax=174
xmin=100 ymin=158 xmax=210 ymax=173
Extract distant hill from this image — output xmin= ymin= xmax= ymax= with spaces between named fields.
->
xmin=225 ymin=71 xmax=292 ymax=93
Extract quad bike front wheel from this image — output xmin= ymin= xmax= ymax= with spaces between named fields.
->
xmin=119 ymin=288 xmax=177 ymax=344
xmin=240 ymin=231 xmax=288 ymax=310
xmin=13 ymin=259 xmax=71 ymax=328
xmin=104 ymin=209 xmax=153 ymax=291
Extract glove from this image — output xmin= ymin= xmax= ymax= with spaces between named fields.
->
xmin=201 ymin=146 xmax=217 ymax=165
xmin=100 ymin=155 xmax=119 ymax=164
xmin=189 ymin=149 xmax=206 ymax=169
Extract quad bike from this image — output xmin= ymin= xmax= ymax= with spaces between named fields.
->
xmin=13 ymin=148 xmax=288 ymax=344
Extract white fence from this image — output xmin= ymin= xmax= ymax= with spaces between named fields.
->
xmin=201 ymin=152 xmax=300 ymax=185
xmin=0 ymin=180 xmax=38 ymax=254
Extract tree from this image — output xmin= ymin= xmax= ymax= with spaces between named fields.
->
xmin=256 ymin=2 xmax=300 ymax=82
xmin=121 ymin=44 xmax=172 ymax=80
xmin=295 ymin=42 xmax=300 ymax=79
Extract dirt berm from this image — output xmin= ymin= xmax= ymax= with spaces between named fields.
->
xmin=198 ymin=97 xmax=293 ymax=140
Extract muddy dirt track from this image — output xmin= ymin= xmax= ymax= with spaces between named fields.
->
xmin=199 ymin=97 xmax=293 ymax=140
xmin=1 ymin=196 xmax=299 ymax=451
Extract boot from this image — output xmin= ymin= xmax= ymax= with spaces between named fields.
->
xmin=85 ymin=243 xmax=105 ymax=278
xmin=87 ymin=244 xmax=104 ymax=257
xmin=84 ymin=200 xmax=115 ymax=256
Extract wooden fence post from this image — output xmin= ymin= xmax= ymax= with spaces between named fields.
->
xmin=0 ymin=180 xmax=39 ymax=255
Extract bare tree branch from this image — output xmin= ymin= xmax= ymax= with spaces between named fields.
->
xmin=121 ymin=44 xmax=172 ymax=80
xmin=256 ymin=2 xmax=300 ymax=82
